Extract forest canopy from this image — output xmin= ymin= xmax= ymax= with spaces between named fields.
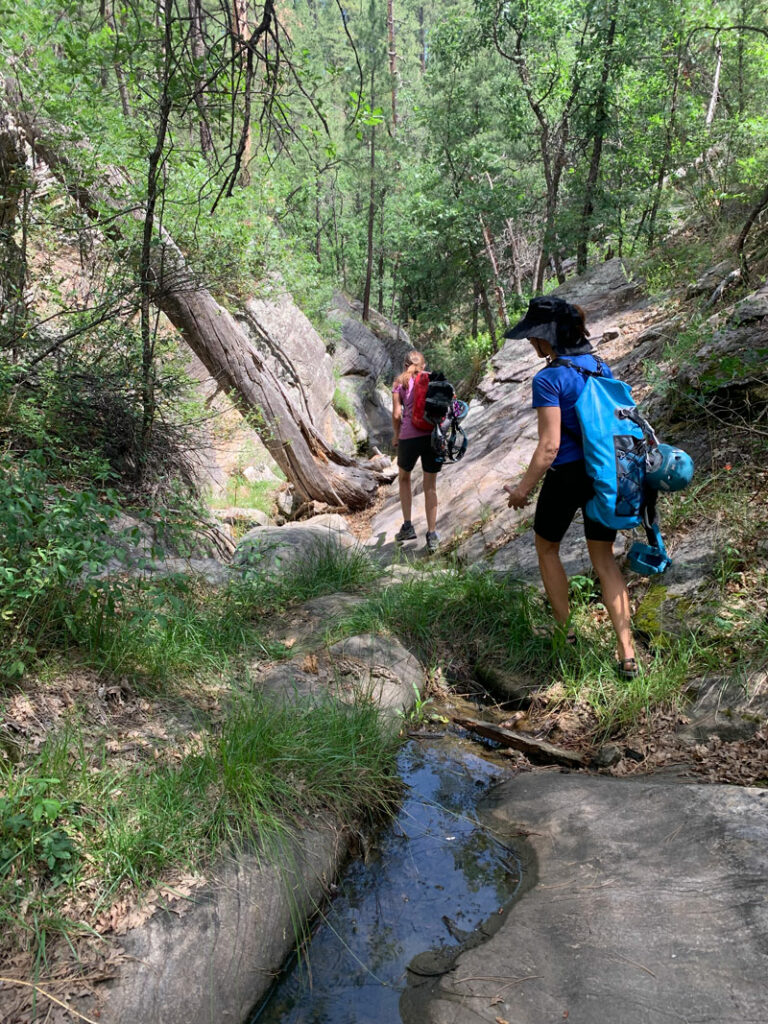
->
xmin=3 ymin=1 xmax=768 ymax=342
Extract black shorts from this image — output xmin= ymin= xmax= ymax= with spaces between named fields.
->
xmin=534 ymin=460 xmax=617 ymax=544
xmin=397 ymin=434 xmax=443 ymax=474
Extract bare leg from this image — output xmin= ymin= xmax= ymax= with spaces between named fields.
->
xmin=587 ymin=539 xmax=635 ymax=662
xmin=534 ymin=533 xmax=570 ymax=625
xmin=398 ymin=467 xmax=413 ymax=523
xmin=423 ymin=472 xmax=438 ymax=532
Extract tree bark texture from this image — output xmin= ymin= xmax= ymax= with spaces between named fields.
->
xmin=156 ymin=274 xmax=379 ymax=508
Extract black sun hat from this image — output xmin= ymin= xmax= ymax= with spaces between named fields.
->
xmin=504 ymin=296 xmax=592 ymax=355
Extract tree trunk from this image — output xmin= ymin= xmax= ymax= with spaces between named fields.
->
xmin=362 ymin=105 xmax=376 ymax=321
xmin=644 ymin=42 xmax=683 ymax=248
xmin=501 ymin=22 xmax=586 ymax=290
xmin=706 ymin=42 xmax=723 ymax=127
xmin=576 ymin=5 xmax=617 ymax=274
xmin=189 ymin=0 xmax=213 ymax=154
xmin=505 ymin=220 xmax=524 ymax=297
xmin=480 ymin=173 xmax=509 ymax=327
xmin=736 ymin=178 xmax=768 ymax=274
xmin=468 ymin=249 xmax=496 ymax=344
xmin=7 ymin=103 xmax=380 ymax=509
xmin=0 ymin=115 xmax=29 ymax=350
xmin=480 ymin=216 xmax=508 ymax=329
xmin=233 ymin=0 xmax=252 ymax=184
xmin=156 ymin=270 xmax=379 ymax=508
xmin=386 ymin=0 xmax=399 ymax=129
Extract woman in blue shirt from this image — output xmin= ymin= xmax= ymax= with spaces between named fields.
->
xmin=503 ymin=296 xmax=637 ymax=679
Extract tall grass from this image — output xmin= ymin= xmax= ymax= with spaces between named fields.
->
xmin=0 ymin=693 xmax=400 ymax=956
xmin=10 ymin=539 xmax=382 ymax=687
xmin=71 ymin=574 xmax=282 ymax=684
xmin=237 ymin=540 xmax=385 ymax=613
xmin=330 ymin=566 xmax=549 ymax=677
xmin=328 ymin=564 xmax=738 ymax=732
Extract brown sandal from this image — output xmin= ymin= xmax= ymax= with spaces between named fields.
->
xmin=616 ymin=657 xmax=639 ymax=679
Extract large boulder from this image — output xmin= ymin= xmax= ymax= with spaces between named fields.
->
xmin=244 ymin=279 xmax=356 ymax=453
xmin=78 ymin=822 xmax=348 ymax=1024
xmin=403 ymin=774 xmax=768 ymax=1024
xmin=257 ymin=631 xmax=426 ymax=721
xmin=328 ymin=292 xmax=413 ymax=451
xmin=678 ymin=668 xmax=768 ymax=745
xmin=674 ymin=279 xmax=768 ymax=418
xmin=233 ymin=514 xmax=359 ymax=579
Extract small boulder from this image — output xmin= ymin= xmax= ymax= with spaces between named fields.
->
xmin=677 ymin=670 xmax=768 ymax=746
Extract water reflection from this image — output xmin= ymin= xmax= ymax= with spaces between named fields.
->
xmin=252 ymin=738 xmax=521 ymax=1024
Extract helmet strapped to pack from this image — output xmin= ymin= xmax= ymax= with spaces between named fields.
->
xmin=430 ymin=397 xmax=469 ymax=464
xmin=646 ymin=443 xmax=695 ymax=492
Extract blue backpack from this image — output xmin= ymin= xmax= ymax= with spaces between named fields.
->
xmin=552 ymin=358 xmax=658 ymax=530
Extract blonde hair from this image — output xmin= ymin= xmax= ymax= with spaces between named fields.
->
xmin=394 ymin=350 xmax=426 ymax=389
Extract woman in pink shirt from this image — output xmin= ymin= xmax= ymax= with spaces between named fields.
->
xmin=391 ymin=351 xmax=442 ymax=552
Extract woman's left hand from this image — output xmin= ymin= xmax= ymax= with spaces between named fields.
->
xmin=504 ymin=483 xmax=530 ymax=509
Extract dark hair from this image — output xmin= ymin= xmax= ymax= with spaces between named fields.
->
xmin=570 ymin=304 xmax=590 ymax=343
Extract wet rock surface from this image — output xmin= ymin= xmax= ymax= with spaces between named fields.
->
xmin=402 ymin=773 xmax=768 ymax=1024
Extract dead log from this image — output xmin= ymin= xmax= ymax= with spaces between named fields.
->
xmin=451 ymin=715 xmax=586 ymax=768
xmin=4 ymin=96 xmax=380 ymax=509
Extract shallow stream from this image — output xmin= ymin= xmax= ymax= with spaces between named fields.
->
xmin=251 ymin=735 xmax=522 ymax=1024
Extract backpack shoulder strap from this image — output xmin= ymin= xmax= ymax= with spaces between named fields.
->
xmin=550 ymin=356 xmax=608 ymax=379
xmin=549 ymin=356 xmax=608 ymax=444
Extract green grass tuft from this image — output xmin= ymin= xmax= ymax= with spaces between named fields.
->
xmin=0 ymin=693 xmax=400 ymax=956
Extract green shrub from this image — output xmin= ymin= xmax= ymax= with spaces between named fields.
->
xmin=332 ymin=385 xmax=355 ymax=421
xmin=0 ymin=454 xmax=124 ymax=681
xmin=423 ymin=331 xmax=495 ymax=396
xmin=0 ymin=775 xmax=79 ymax=884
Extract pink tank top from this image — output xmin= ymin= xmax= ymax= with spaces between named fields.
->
xmin=393 ymin=376 xmax=432 ymax=440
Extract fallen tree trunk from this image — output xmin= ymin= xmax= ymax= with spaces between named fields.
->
xmin=5 ymin=95 xmax=380 ymax=509
xmin=451 ymin=714 xmax=586 ymax=768
xmin=156 ymin=273 xmax=380 ymax=508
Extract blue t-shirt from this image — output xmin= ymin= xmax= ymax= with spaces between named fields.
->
xmin=532 ymin=354 xmax=614 ymax=466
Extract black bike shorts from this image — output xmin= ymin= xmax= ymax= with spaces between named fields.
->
xmin=397 ymin=434 xmax=443 ymax=474
xmin=534 ymin=459 xmax=617 ymax=544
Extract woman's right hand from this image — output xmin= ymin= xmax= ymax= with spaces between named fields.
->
xmin=504 ymin=482 xmax=530 ymax=509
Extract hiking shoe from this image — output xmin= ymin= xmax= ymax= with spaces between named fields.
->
xmin=395 ymin=521 xmax=417 ymax=543
xmin=426 ymin=531 xmax=440 ymax=553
